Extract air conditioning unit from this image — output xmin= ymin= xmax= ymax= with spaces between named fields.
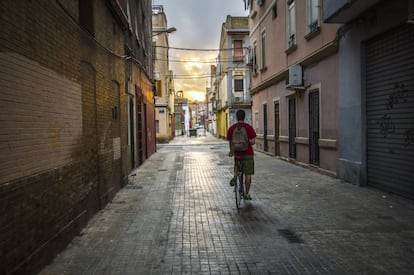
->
xmin=287 ymin=65 xmax=303 ymax=87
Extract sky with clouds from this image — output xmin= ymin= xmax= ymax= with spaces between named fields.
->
xmin=152 ymin=0 xmax=248 ymax=101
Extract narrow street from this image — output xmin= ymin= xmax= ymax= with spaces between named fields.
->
xmin=40 ymin=133 xmax=414 ymax=274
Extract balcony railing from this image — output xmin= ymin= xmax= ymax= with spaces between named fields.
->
xmin=216 ymin=100 xmax=222 ymax=110
xmin=288 ymin=34 xmax=296 ymax=48
xmin=231 ymin=95 xmax=251 ymax=106
xmin=309 ymin=20 xmax=319 ymax=33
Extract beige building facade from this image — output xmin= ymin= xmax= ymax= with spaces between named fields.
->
xmin=213 ymin=15 xmax=251 ymax=139
xmin=152 ymin=5 xmax=175 ymax=143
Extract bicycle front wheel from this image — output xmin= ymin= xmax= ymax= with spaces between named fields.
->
xmin=235 ymin=174 xmax=243 ymax=210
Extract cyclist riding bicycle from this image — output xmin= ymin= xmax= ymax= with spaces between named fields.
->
xmin=226 ymin=109 xmax=257 ymax=200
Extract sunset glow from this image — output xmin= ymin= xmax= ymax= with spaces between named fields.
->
xmin=170 ymin=51 xmax=215 ymax=101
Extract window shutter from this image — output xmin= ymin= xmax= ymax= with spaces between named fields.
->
xmin=156 ymin=80 xmax=162 ymax=97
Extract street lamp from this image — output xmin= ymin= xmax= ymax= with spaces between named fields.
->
xmin=152 ymin=27 xmax=177 ymax=37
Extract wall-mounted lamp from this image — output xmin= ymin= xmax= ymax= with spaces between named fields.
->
xmin=152 ymin=27 xmax=177 ymax=37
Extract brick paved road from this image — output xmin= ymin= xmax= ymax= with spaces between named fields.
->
xmin=40 ymin=135 xmax=414 ymax=274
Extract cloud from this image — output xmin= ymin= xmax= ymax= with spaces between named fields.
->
xmin=153 ymin=0 xmax=248 ymax=99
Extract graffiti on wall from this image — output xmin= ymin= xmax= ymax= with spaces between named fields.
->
xmin=405 ymin=129 xmax=414 ymax=148
xmin=386 ymin=82 xmax=408 ymax=110
xmin=376 ymin=114 xmax=395 ymax=138
xmin=374 ymin=82 xmax=412 ymax=149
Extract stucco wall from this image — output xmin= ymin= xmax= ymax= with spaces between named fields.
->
xmin=336 ymin=0 xmax=409 ymax=184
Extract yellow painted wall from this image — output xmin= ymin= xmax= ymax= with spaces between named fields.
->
xmin=216 ymin=110 xmax=228 ymax=139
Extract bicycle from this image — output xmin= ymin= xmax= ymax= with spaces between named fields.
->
xmin=234 ymin=157 xmax=245 ymax=211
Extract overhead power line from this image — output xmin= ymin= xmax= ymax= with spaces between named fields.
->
xmin=155 ymin=52 xmax=249 ymax=64
xmin=174 ymin=73 xmax=211 ymax=77
xmin=173 ymin=76 xmax=211 ymax=80
xmin=155 ymin=45 xmax=249 ymax=51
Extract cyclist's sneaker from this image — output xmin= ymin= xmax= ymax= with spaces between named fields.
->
xmin=244 ymin=193 xmax=251 ymax=200
xmin=229 ymin=177 xmax=237 ymax=186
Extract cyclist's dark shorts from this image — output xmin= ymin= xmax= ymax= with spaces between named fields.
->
xmin=237 ymin=155 xmax=254 ymax=175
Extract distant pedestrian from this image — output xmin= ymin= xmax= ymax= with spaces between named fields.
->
xmin=226 ymin=109 xmax=256 ymax=200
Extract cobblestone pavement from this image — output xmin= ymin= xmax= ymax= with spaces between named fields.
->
xmin=40 ymin=133 xmax=414 ymax=274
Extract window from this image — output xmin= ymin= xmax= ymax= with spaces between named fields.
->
xmin=234 ymin=79 xmax=244 ymax=92
xmin=233 ymin=40 xmax=243 ymax=63
xmin=135 ymin=12 xmax=139 ymax=38
xmin=287 ymin=1 xmax=296 ymax=48
xmin=126 ymin=0 xmax=131 ymax=26
xmin=79 ymin=0 xmax=94 ymax=35
xmin=112 ymin=107 xmax=118 ymax=120
xmin=234 ymin=78 xmax=244 ymax=103
xmin=272 ymin=5 xmax=277 ymax=19
xmin=261 ymin=31 xmax=266 ymax=69
xmin=252 ymin=41 xmax=258 ymax=74
xmin=156 ymin=80 xmax=162 ymax=97
xmin=152 ymin=41 xmax=157 ymax=60
xmin=307 ymin=0 xmax=320 ymax=33
xmin=156 ymin=120 xmax=160 ymax=133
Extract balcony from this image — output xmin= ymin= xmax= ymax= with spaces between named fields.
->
xmin=323 ymin=0 xmax=381 ymax=23
xmin=231 ymin=95 xmax=251 ymax=107
xmin=216 ymin=100 xmax=222 ymax=111
xmin=288 ymin=35 xmax=296 ymax=48
xmin=286 ymin=34 xmax=297 ymax=54
xmin=309 ymin=20 xmax=319 ymax=32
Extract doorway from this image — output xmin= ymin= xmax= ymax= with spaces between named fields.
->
xmin=274 ymin=102 xmax=280 ymax=156
xmin=263 ymin=103 xmax=268 ymax=152
xmin=288 ymin=97 xmax=296 ymax=159
xmin=129 ymin=98 xmax=135 ymax=168
xmin=309 ymin=91 xmax=320 ymax=165
xmin=136 ymin=94 xmax=143 ymax=166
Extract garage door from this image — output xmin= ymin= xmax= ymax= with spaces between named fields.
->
xmin=366 ymin=24 xmax=414 ymax=199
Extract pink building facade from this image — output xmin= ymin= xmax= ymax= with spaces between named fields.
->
xmin=247 ymin=0 xmax=339 ymax=174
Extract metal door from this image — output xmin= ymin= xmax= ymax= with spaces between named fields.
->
xmin=309 ymin=91 xmax=320 ymax=165
xmin=129 ymin=98 xmax=135 ymax=168
xmin=289 ymin=98 xmax=296 ymax=159
xmin=111 ymin=81 xmax=122 ymax=188
xmin=263 ymin=103 xmax=268 ymax=152
xmin=136 ymin=93 xmax=143 ymax=166
xmin=366 ymin=24 xmax=414 ymax=198
xmin=274 ymin=102 xmax=280 ymax=156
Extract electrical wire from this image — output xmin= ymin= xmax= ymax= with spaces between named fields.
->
xmin=155 ymin=57 xmax=248 ymax=64
xmin=55 ymin=0 xmax=251 ymax=80
xmin=55 ymin=0 xmax=153 ymax=77
xmin=173 ymin=74 xmax=211 ymax=77
xmin=55 ymin=0 xmax=124 ymax=59
xmin=155 ymin=58 xmax=216 ymax=64
xmin=173 ymin=76 xmax=211 ymax=80
xmin=155 ymin=45 xmax=250 ymax=51
xmin=155 ymin=52 xmax=249 ymax=64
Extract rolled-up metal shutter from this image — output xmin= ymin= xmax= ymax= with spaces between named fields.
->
xmin=366 ymin=24 xmax=414 ymax=199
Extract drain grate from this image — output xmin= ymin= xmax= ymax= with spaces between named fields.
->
xmin=278 ymin=229 xmax=303 ymax=243
xmin=377 ymin=215 xmax=393 ymax=220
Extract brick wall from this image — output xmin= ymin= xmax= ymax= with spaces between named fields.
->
xmin=0 ymin=53 xmax=83 ymax=183
xmin=0 ymin=1 xmax=134 ymax=274
xmin=142 ymin=78 xmax=157 ymax=158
